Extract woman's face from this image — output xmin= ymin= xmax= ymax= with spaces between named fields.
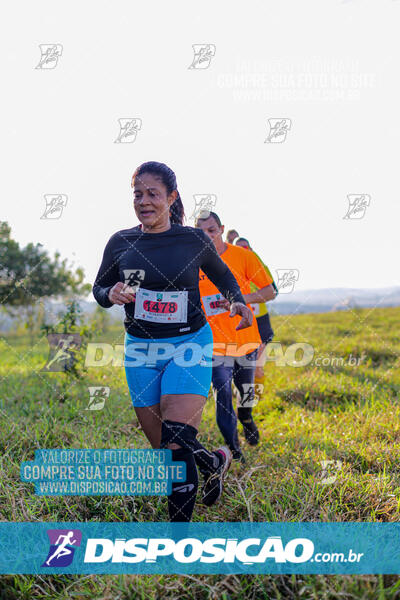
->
xmin=236 ymin=240 xmax=249 ymax=249
xmin=132 ymin=172 xmax=176 ymax=229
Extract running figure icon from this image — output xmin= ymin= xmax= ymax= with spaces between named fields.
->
xmin=45 ymin=531 xmax=77 ymax=566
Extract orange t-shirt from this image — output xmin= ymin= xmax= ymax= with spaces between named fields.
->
xmin=199 ymin=243 xmax=273 ymax=357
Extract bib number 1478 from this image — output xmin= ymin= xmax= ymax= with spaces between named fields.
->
xmin=143 ymin=300 xmax=177 ymax=314
xmin=134 ymin=288 xmax=188 ymax=323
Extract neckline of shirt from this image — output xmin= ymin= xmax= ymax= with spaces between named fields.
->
xmin=135 ymin=223 xmax=177 ymax=236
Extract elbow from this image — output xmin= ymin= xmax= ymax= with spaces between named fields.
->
xmin=92 ymin=285 xmax=100 ymax=305
xmin=93 ymin=285 xmax=112 ymax=309
xmin=265 ymin=286 xmax=278 ymax=302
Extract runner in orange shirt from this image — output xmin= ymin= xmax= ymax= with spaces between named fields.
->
xmin=196 ymin=212 xmax=277 ymax=461
xmin=235 ymin=237 xmax=278 ymax=383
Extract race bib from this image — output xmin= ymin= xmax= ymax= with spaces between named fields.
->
xmin=202 ymin=293 xmax=228 ymax=317
xmin=250 ymin=303 xmax=260 ymax=316
xmin=134 ymin=288 xmax=188 ymax=323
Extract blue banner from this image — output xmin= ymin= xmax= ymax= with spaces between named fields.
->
xmin=0 ymin=522 xmax=399 ymax=574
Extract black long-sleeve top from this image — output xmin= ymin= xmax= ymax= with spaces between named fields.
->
xmin=92 ymin=224 xmax=246 ymax=339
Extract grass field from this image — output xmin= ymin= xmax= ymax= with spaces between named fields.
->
xmin=1 ymin=306 xmax=400 ymax=599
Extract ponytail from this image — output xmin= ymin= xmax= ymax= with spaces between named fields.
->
xmin=170 ymin=190 xmax=185 ymax=225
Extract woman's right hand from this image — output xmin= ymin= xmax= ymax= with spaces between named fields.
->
xmin=229 ymin=302 xmax=253 ymax=330
xmin=108 ymin=282 xmax=136 ymax=305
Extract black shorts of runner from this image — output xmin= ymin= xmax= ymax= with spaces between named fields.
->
xmin=256 ymin=313 xmax=274 ymax=344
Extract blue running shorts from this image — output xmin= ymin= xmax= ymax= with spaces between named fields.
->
xmin=124 ymin=321 xmax=213 ymax=407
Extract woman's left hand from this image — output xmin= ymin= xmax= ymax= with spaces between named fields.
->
xmin=229 ymin=302 xmax=253 ymax=330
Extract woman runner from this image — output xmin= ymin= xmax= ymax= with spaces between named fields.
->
xmin=93 ymin=161 xmax=253 ymax=522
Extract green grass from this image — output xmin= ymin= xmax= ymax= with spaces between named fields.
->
xmin=1 ymin=307 xmax=400 ymax=598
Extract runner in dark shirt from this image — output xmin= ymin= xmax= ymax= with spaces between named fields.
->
xmin=92 ymin=161 xmax=253 ymax=522
xmin=93 ymin=223 xmax=246 ymax=339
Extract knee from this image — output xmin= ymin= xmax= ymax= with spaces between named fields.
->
xmin=160 ymin=420 xmax=197 ymax=451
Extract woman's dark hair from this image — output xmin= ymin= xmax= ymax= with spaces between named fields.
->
xmin=132 ymin=161 xmax=185 ymax=225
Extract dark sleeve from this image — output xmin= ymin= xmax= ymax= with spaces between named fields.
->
xmin=92 ymin=235 xmax=121 ymax=308
xmin=198 ymin=231 xmax=246 ymax=305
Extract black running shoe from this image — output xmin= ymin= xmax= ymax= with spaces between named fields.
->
xmin=241 ymin=418 xmax=260 ymax=445
xmin=232 ymin=449 xmax=246 ymax=463
xmin=201 ymin=446 xmax=232 ymax=507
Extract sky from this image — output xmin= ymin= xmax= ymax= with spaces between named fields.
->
xmin=1 ymin=0 xmax=399 ymax=294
